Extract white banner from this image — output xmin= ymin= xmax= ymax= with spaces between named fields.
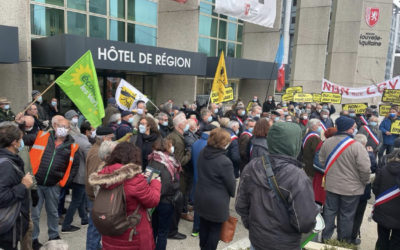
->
xmin=115 ymin=79 xmax=149 ymax=111
xmin=321 ymin=77 xmax=400 ymax=99
xmin=215 ymin=0 xmax=276 ymax=28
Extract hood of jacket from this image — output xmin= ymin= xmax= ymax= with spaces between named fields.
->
xmin=88 ymin=163 xmax=142 ymax=189
xmin=202 ymin=145 xmax=226 ymax=160
xmin=386 ymin=151 xmax=400 ymax=185
xmin=0 ymin=148 xmax=24 ymax=167
xmin=267 ymin=122 xmax=302 ymax=157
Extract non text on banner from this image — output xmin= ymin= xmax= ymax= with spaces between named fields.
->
xmin=321 ymin=77 xmax=400 ymax=99
xmin=391 ymin=120 xmax=400 ymax=134
xmin=312 ymin=93 xmax=322 ymax=103
xmin=379 ymin=104 xmax=392 ymax=117
xmin=282 ymin=93 xmax=293 ymax=102
xmin=342 ymin=103 xmax=368 ymax=114
xmin=115 ymin=79 xmax=149 ymax=111
xmin=285 ymin=86 xmax=303 ymax=95
xmin=321 ymin=93 xmax=342 ymax=104
xmin=382 ymin=89 xmax=400 ymax=104
xmin=293 ymin=93 xmax=313 ymax=103
xmin=211 ymin=87 xmax=234 ymax=103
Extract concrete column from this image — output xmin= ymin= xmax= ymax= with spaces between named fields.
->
xmin=290 ymin=0 xmax=332 ymax=93
xmin=155 ymin=74 xmax=197 ymax=105
xmin=0 ymin=0 xmax=31 ymax=112
xmin=240 ymin=0 xmax=282 ymax=101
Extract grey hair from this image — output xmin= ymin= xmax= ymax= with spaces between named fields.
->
xmin=109 ymin=113 xmax=121 ymax=123
xmin=321 ymin=109 xmax=330 ymax=114
xmin=354 ymin=134 xmax=367 ymax=146
xmin=98 ymin=141 xmax=118 ymax=161
xmin=200 ymin=108 xmax=211 ymax=118
xmin=157 ymin=112 xmax=168 ymax=120
xmin=228 ymin=120 xmax=239 ymax=130
xmin=40 ymin=240 xmax=68 ymax=250
xmin=173 ymin=113 xmax=186 ymax=127
xmin=0 ymin=121 xmax=18 ymax=128
xmin=251 ymin=105 xmax=261 ymax=112
xmin=244 ymin=118 xmax=255 ymax=126
xmin=307 ymin=119 xmax=321 ymax=130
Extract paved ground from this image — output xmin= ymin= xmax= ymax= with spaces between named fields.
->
xmin=37 ymin=192 xmax=378 ymax=250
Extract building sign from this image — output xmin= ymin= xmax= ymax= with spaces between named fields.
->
xmin=365 ymin=7 xmax=379 ymax=27
xmin=359 ymin=32 xmax=382 ymax=47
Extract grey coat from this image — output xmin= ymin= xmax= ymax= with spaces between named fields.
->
xmin=250 ymin=137 xmax=268 ymax=160
xmin=70 ymin=132 xmax=92 ymax=185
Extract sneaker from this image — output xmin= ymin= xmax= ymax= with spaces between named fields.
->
xmin=168 ymin=232 xmax=187 ymax=240
xmin=191 ymin=231 xmax=199 ymax=237
xmin=61 ymin=225 xmax=80 ymax=233
xmin=32 ymin=239 xmax=42 ymax=250
xmin=81 ymin=220 xmax=89 ymax=225
xmin=49 ymin=236 xmax=61 ymax=241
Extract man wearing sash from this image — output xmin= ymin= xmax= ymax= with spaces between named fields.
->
xmin=358 ymin=115 xmax=382 ymax=153
xmin=319 ymin=109 xmax=333 ymax=130
xmin=302 ymin=119 xmax=322 ymax=178
xmin=239 ymin=118 xmax=255 ymax=173
xmin=372 ymin=150 xmax=400 ymax=249
xmin=319 ymin=116 xmax=371 ymax=243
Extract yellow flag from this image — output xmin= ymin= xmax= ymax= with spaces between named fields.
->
xmin=211 ymin=51 xmax=228 ymax=103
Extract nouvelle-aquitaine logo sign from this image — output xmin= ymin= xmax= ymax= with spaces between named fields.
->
xmin=365 ymin=7 xmax=379 ymax=27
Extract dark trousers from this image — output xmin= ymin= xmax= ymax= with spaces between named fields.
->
xmin=152 ymin=202 xmax=174 ymax=250
xmin=62 ymin=183 xmax=88 ymax=230
xmin=322 ymin=191 xmax=360 ymax=242
xmin=378 ymin=144 xmax=394 ymax=162
xmin=181 ymin=169 xmax=193 ymax=214
xmin=376 ymin=224 xmax=400 ymax=250
xmin=351 ymin=199 xmax=368 ymax=240
xmin=58 ymin=187 xmax=68 ymax=216
xmin=0 ymin=241 xmax=17 ymax=250
xmin=168 ymin=193 xmax=183 ymax=237
xmin=199 ymin=217 xmax=222 ymax=250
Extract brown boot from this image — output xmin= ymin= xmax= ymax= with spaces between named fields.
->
xmin=180 ymin=213 xmax=194 ymax=222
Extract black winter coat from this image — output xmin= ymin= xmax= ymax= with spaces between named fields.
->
xmin=262 ymin=101 xmax=276 ymax=112
xmin=0 ymin=149 xmax=29 ymax=245
xmin=116 ymin=120 xmax=133 ymax=140
xmin=148 ymin=160 xmax=179 ymax=204
xmin=136 ymin=133 xmax=160 ymax=168
xmin=24 ymin=131 xmax=80 ymax=186
xmin=195 ymin=146 xmax=236 ymax=223
xmin=373 ymin=158 xmax=400 ymax=229
xmin=224 ymin=128 xmax=241 ymax=177
xmin=236 ymin=154 xmax=318 ymax=250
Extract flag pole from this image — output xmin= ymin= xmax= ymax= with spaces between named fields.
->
xmin=147 ymin=99 xmax=160 ymax=112
xmin=22 ymin=81 xmax=57 ymax=114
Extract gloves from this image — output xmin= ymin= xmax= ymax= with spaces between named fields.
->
xmin=31 ymin=189 xmax=39 ymax=207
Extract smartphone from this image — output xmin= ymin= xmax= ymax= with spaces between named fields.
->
xmin=145 ymin=166 xmax=161 ymax=183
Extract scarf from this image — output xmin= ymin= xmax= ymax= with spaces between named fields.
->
xmin=148 ymin=151 xmax=181 ymax=181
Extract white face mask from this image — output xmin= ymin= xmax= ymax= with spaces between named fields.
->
xmin=268 ymin=98 xmax=272 ymax=102
xmin=25 ymin=127 xmax=33 ymax=132
xmin=322 ymin=114 xmax=328 ymax=119
xmin=56 ymin=127 xmax=69 ymax=138
xmin=71 ymin=117 xmax=79 ymax=125
xmin=4 ymin=105 xmax=10 ymax=110
xmin=90 ymin=130 xmax=96 ymax=138
xmin=170 ymin=146 xmax=175 ymax=154
xmin=137 ymin=108 xmax=144 ymax=115
xmin=303 ymin=115 xmax=308 ymax=120
xmin=139 ymin=124 xmax=146 ymax=134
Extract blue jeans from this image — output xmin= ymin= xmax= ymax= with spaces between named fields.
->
xmin=152 ymin=202 xmax=174 ymax=250
xmin=86 ymin=196 xmax=101 ymax=250
xmin=58 ymin=187 xmax=68 ymax=216
xmin=32 ymin=185 xmax=60 ymax=240
xmin=62 ymin=183 xmax=88 ymax=230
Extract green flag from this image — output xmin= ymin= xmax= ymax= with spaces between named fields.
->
xmin=56 ymin=50 xmax=104 ymax=127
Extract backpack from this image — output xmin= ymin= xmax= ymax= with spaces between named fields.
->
xmin=91 ymin=184 xmax=142 ymax=240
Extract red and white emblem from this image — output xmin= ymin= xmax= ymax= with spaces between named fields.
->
xmin=365 ymin=7 xmax=380 ymax=27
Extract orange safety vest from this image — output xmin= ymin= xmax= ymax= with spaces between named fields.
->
xmin=30 ymin=131 xmax=79 ymax=187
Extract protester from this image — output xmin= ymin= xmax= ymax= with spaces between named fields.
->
xmin=45 ymin=97 xmax=59 ymax=119
xmin=132 ymin=100 xmax=154 ymax=127
xmin=358 ymin=115 xmax=382 ymax=154
xmin=158 ymin=112 xmax=171 ymax=138
xmin=89 ymin=142 xmax=161 ymax=250
xmin=102 ymin=97 xmax=119 ymax=127
xmin=209 ymin=103 xmax=222 ymax=122
xmin=116 ymin=111 xmax=134 ymax=140
xmin=246 ymin=96 xmax=261 ymax=113
xmin=134 ymin=116 xmax=160 ymax=168
xmin=319 ymin=116 xmax=371 ymax=243
xmin=195 ymin=128 xmax=236 ymax=250
xmin=199 ymin=108 xmax=213 ymax=133
xmin=236 ymin=122 xmax=319 ymax=250
xmin=249 ymin=118 xmax=270 ymax=160
xmin=108 ymin=113 xmax=121 ymax=132
xmin=31 ymin=90 xmax=49 ymax=122
xmin=302 ymin=119 xmax=322 ymax=178
xmin=0 ymin=97 xmax=15 ymax=122
xmin=310 ymin=104 xmax=322 ymax=119
xmin=25 ymin=104 xmax=46 ymax=133
xmin=225 ymin=120 xmax=241 ymax=178
xmin=234 ymin=105 xmax=247 ymax=133
xmin=239 ymin=118 xmax=255 ymax=172
xmin=379 ymin=108 xmax=399 ymax=160
xmin=372 ymin=147 xmax=400 ymax=250
xmin=319 ymin=109 xmax=334 ymax=129
xmin=0 ymin=124 xmax=33 ymax=250
xmin=148 ymin=138 xmax=181 ymax=250
xmin=262 ymin=95 xmax=276 ymax=113
xmin=248 ymin=105 xmax=262 ymax=121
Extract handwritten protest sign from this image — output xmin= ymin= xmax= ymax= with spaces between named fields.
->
xmin=391 ymin=120 xmax=400 ymax=134
xmin=293 ymin=93 xmax=313 ymax=103
xmin=312 ymin=93 xmax=321 ymax=103
xmin=379 ymin=104 xmax=392 ymax=117
xmin=382 ymin=89 xmax=400 ymax=104
xmin=321 ymin=93 xmax=342 ymax=104
xmin=211 ymin=87 xmax=234 ymax=103
xmin=282 ymin=93 xmax=294 ymax=102
xmin=285 ymin=86 xmax=303 ymax=94
xmin=342 ymin=103 xmax=368 ymax=114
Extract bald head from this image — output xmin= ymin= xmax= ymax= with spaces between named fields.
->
xmin=24 ymin=115 xmax=35 ymax=132
xmin=52 ymin=115 xmax=64 ymax=128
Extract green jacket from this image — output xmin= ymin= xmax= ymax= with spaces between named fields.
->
xmin=167 ymin=129 xmax=191 ymax=166
xmin=0 ymin=108 xmax=15 ymax=122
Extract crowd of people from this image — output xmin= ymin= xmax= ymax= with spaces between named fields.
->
xmin=0 ymin=91 xmax=399 ymax=250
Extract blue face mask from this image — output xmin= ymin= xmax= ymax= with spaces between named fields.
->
xmin=240 ymin=110 xmax=245 ymax=116
xmin=349 ymin=113 xmax=356 ymax=117
xmin=390 ymin=113 xmax=396 ymax=118
xmin=207 ymin=116 xmax=213 ymax=123
xmin=18 ymin=139 xmax=24 ymax=152
xmin=4 ymin=105 xmax=10 ymax=110
xmin=139 ymin=124 xmax=146 ymax=134
xmin=51 ymin=101 xmax=57 ymax=107
xmin=248 ymin=128 xmax=254 ymax=133
xmin=369 ymin=121 xmax=377 ymax=127
xmin=162 ymin=121 xmax=168 ymax=126
xmin=317 ymin=126 xmax=323 ymax=134
xmin=274 ymin=117 xmax=280 ymax=122
xmin=128 ymin=117 xmax=134 ymax=124
xmin=184 ymin=124 xmax=190 ymax=132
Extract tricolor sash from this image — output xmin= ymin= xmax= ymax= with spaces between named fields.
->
xmin=374 ymin=185 xmax=400 ymax=209
xmin=241 ymin=131 xmax=253 ymax=138
xmin=360 ymin=115 xmax=368 ymax=126
xmin=363 ymin=125 xmax=380 ymax=145
xmin=237 ymin=117 xmax=243 ymax=126
xmin=322 ymin=136 xmax=355 ymax=187
xmin=231 ymin=134 xmax=238 ymax=141
xmin=302 ymin=132 xmax=320 ymax=148
xmin=320 ymin=121 xmax=327 ymax=132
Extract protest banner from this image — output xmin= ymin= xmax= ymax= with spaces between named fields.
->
xmin=391 ymin=120 xmax=400 ymax=134
xmin=293 ymin=93 xmax=313 ymax=103
xmin=382 ymin=89 xmax=400 ymax=104
xmin=285 ymin=86 xmax=303 ymax=94
xmin=342 ymin=103 xmax=368 ymax=114
xmin=56 ymin=50 xmax=104 ymax=127
xmin=115 ymin=79 xmax=149 ymax=111
xmin=321 ymin=77 xmax=400 ymax=99
xmin=282 ymin=93 xmax=293 ymax=102
xmin=211 ymin=87 xmax=234 ymax=103
xmin=379 ymin=104 xmax=392 ymax=117
xmin=211 ymin=51 xmax=228 ymax=103
xmin=312 ymin=93 xmax=321 ymax=103
xmin=321 ymin=93 xmax=342 ymax=104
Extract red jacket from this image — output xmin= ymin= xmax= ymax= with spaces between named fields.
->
xmin=90 ymin=163 xmax=161 ymax=250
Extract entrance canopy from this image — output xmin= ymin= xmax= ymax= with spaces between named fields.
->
xmin=0 ymin=25 xmax=19 ymax=64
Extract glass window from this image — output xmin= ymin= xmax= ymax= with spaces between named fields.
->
xmin=218 ymin=20 xmax=226 ymax=39
xmin=33 ymin=0 xmax=64 ymax=6
xmin=109 ymin=20 xmax=125 ymax=41
xmin=236 ymin=44 xmax=242 ymax=58
xmin=128 ymin=0 xmax=157 ymax=26
xmin=89 ymin=0 xmax=106 ymax=15
xmin=67 ymin=0 xmax=86 ymax=10
xmin=227 ymin=42 xmax=235 ymax=57
xmin=198 ymin=37 xmax=216 ymax=57
xmin=128 ymin=24 xmax=156 ymax=46
xmin=90 ymin=15 xmax=106 ymax=39
xmin=68 ymin=12 xmax=86 ymax=36
xmin=218 ymin=40 xmax=226 ymax=55
xmin=237 ymin=25 xmax=243 ymax=42
xmin=110 ymin=0 xmax=125 ymax=19
xmin=199 ymin=15 xmax=217 ymax=37
xmin=31 ymin=5 xmax=64 ymax=36
xmin=227 ymin=22 xmax=237 ymax=41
